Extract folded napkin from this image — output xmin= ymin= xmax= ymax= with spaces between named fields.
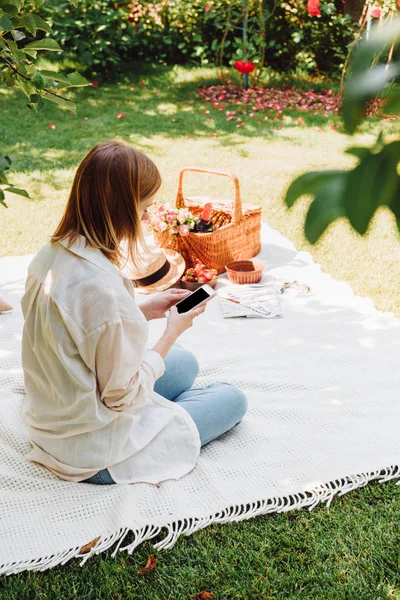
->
xmin=218 ymin=276 xmax=283 ymax=319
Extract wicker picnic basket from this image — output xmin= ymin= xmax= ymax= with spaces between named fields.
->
xmin=153 ymin=167 xmax=262 ymax=274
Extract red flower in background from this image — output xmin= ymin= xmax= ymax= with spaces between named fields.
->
xmin=371 ymin=7 xmax=381 ymax=17
xmin=205 ymin=5 xmax=211 ymax=12
xmin=307 ymin=0 xmax=321 ymax=15
xmin=234 ymin=61 xmax=255 ymax=75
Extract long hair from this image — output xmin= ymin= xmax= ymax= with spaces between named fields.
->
xmin=51 ymin=140 xmax=162 ymax=268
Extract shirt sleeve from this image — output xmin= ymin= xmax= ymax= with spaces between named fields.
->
xmin=79 ymin=319 xmax=165 ymax=412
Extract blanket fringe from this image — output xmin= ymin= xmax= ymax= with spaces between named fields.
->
xmin=1 ymin=465 xmax=399 ymax=575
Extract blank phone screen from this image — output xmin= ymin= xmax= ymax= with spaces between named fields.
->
xmin=176 ymin=288 xmax=210 ymax=313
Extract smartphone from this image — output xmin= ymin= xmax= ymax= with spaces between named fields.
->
xmin=175 ymin=284 xmax=216 ymax=314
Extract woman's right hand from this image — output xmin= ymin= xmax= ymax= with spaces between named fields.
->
xmin=166 ymin=304 xmax=206 ymax=339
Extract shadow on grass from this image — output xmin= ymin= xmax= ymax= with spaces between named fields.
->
xmin=1 ymin=62 xmax=395 ymax=179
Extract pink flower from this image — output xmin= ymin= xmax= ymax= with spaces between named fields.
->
xmin=371 ymin=7 xmax=381 ymax=17
xmin=179 ymin=224 xmax=190 ymax=236
xmin=205 ymin=5 xmax=211 ymax=12
xmin=157 ymin=220 xmax=168 ymax=232
xmin=204 ymin=109 xmax=210 ymax=114
xmin=83 ymin=117 xmax=88 ymax=121
xmin=117 ymin=112 xmax=125 ymax=119
xmin=49 ymin=124 xmax=56 ymax=130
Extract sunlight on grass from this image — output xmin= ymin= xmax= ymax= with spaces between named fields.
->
xmin=1 ymin=64 xmax=400 ymax=600
xmin=2 ymin=66 xmax=400 ymax=322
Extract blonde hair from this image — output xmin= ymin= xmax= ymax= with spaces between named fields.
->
xmin=51 ymin=140 xmax=162 ymax=268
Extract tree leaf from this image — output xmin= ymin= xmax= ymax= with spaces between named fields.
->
xmin=0 ymin=189 xmax=8 ymax=208
xmin=14 ymin=76 xmax=36 ymax=99
xmin=343 ymin=64 xmax=399 ymax=134
xmin=389 ymin=180 xmax=400 ymax=233
xmin=39 ymin=69 xmax=71 ymax=85
xmin=304 ymin=175 xmax=347 ymax=244
xmin=1 ymin=4 xmax=19 ymax=16
xmin=23 ymin=38 xmax=62 ymax=52
xmin=345 ymin=146 xmax=372 ymax=161
xmin=0 ymin=14 xmax=13 ymax=31
xmin=79 ymin=536 xmax=101 ymax=554
xmin=41 ymin=91 xmax=76 ymax=112
xmin=284 ymin=170 xmax=344 ymax=208
xmin=3 ymin=186 xmax=29 ymax=198
xmin=18 ymin=13 xmax=52 ymax=34
xmin=190 ymin=592 xmax=214 ymax=600
xmin=351 ymin=18 xmax=400 ymax=77
xmin=66 ymin=71 xmax=89 ymax=87
xmin=0 ymin=154 xmax=11 ymax=171
xmin=0 ymin=171 xmax=9 ymax=184
xmin=16 ymin=14 xmax=37 ymax=35
xmin=7 ymin=38 xmax=25 ymax=60
xmin=137 ymin=555 xmax=157 ymax=574
xmin=341 ymin=146 xmax=397 ymax=234
xmin=32 ymin=71 xmax=46 ymax=90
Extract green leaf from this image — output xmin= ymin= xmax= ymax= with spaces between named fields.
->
xmin=7 ymin=39 xmax=25 ymax=60
xmin=17 ymin=13 xmax=52 ymax=34
xmin=0 ymin=0 xmax=22 ymax=7
xmin=0 ymin=189 xmax=8 ymax=208
xmin=1 ymin=4 xmax=18 ymax=16
xmin=343 ymin=64 xmax=399 ymax=135
xmin=284 ymin=170 xmax=345 ymax=208
xmin=23 ymin=38 xmax=62 ymax=52
xmin=389 ymin=179 xmax=400 ymax=233
xmin=0 ymin=14 xmax=13 ymax=31
xmin=14 ymin=76 xmax=36 ymax=99
xmin=0 ymin=154 xmax=11 ymax=171
xmin=33 ymin=0 xmax=46 ymax=9
xmin=345 ymin=146 xmax=372 ymax=161
xmin=351 ymin=19 xmax=400 ymax=77
xmin=32 ymin=71 xmax=46 ymax=90
xmin=3 ymin=186 xmax=29 ymax=198
xmin=16 ymin=13 xmax=37 ymax=35
xmin=342 ymin=142 xmax=400 ymax=234
xmin=304 ymin=176 xmax=347 ymax=244
xmin=42 ymin=91 xmax=76 ymax=112
xmin=39 ymin=69 xmax=71 ymax=85
xmin=0 ymin=171 xmax=9 ymax=184
xmin=66 ymin=71 xmax=89 ymax=87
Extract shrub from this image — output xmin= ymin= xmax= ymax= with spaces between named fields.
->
xmin=41 ymin=0 xmax=133 ymax=73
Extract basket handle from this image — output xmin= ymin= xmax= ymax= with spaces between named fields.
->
xmin=175 ymin=167 xmax=243 ymax=225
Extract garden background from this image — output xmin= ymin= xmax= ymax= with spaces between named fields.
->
xmin=1 ymin=1 xmax=400 ymax=598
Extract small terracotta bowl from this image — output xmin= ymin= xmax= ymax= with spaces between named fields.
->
xmin=179 ymin=277 xmax=218 ymax=291
xmin=225 ymin=260 xmax=264 ymax=285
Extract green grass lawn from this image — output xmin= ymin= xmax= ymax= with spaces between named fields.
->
xmin=1 ymin=64 xmax=400 ymax=599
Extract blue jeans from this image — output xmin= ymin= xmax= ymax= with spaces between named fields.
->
xmin=82 ymin=345 xmax=247 ymax=485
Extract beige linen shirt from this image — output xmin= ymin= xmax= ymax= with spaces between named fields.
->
xmin=21 ymin=235 xmax=201 ymax=484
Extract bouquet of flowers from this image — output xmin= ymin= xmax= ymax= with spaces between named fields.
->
xmin=146 ymin=203 xmax=196 ymax=237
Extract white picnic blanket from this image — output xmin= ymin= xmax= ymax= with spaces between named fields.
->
xmin=1 ymin=223 xmax=399 ymax=575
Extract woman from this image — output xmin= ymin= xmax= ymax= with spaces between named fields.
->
xmin=21 ymin=140 xmax=247 ymax=486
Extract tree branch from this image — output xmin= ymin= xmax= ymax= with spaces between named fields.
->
xmin=1 ymin=56 xmax=75 ymax=103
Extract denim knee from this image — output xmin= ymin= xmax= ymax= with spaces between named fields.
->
xmin=219 ymin=382 xmax=248 ymax=422
xmin=171 ymin=345 xmax=199 ymax=387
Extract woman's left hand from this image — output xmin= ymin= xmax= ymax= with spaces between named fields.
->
xmin=139 ymin=289 xmax=191 ymax=320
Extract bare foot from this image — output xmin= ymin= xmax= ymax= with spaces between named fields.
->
xmin=0 ymin=298 xmax=12 ymax=313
